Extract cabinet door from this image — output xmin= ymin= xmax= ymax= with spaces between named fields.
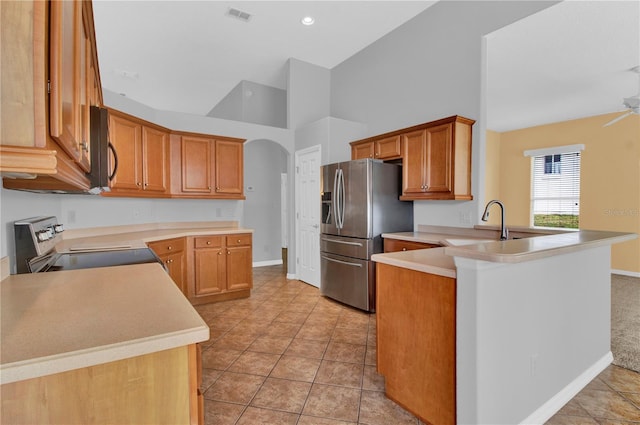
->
xmin=215 ymin=140 xmax=243 ymax=194
xmin=49 ymin=0 xmax=81 ymax=162
xmin=165 ymin=251 xmax=187 ymax=295
xmin=375 ymin=136 xmax=402 ymax=160
xmin=226 ymin=245 xmax=252 ymax=291
xmin=402 ymin=129 xmax=427 ymax=195
xmin=142 ymin=126 xmax=168 ymax=192
xmin=181 ymin=136 xmax=213 ymax=193
xmin=424 ymin=123 xmax=452 ymax=194
xmin=194 ymin=248 xmax=226 ymax=295
xmin=109 ymin=114 xmax=142 ymax=191
xmin=351 ymin=142 xmax=374 ymax=160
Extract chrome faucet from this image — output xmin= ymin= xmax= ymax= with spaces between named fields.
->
xmin=482 ymin=200 xmax=509 ymax=240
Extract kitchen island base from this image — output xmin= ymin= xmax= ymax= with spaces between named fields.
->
xmin=1 ymin=345 xmax=201 ymax=425
xmin=376 ymin=263 xmax=456 ymax=425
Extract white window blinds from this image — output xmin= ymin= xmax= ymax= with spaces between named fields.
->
xmin=531 ymin=151 xmax=581 ymax=228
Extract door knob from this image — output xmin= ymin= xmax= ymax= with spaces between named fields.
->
xmin=312 ymin=224 xmax=319 ymax=229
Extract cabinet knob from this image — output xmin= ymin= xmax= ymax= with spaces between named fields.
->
xmin=81 ymin=141 xmax=89 ymax=152
xmin=144 ymin=182 xmax=148 ymax=187
xmin=218 ymin=251 xmax=223 ymax=255
xmin=216 ymin=187 xmax=220 ymax=191
xmin=402 ymin=247 xmax=407 ymax=251
xmin=227 ymin=251 xmax=231 ymax=255
xmin=168 ymin=246 xmax=172 ymax=250
xmin=136 ymin=182 xmax=141 ymax=187
xmin=208 ymin=186 xmax=211 ymax=190
xmin=206 ymin=241 xmax=211 ymax=245
xmin=237 ymin=239 xmax=241 ymax=243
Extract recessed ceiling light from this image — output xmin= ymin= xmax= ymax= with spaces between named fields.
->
xmin=301 ymin=16 xmax=315 ymax=26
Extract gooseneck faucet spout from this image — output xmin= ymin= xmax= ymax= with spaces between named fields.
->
xmin=482 ymin=200 xmax=508 ymax=240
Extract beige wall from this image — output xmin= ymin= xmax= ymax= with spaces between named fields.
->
xmin=485 ymin=113 xmax=640 ymax=273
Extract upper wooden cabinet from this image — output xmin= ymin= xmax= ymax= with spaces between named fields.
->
xmin=171 ymin=133 xmax=245 ymax=199
xmin=106 ymin=110 xmax=170 ymax=196
xmin=400 ymin=117 xmax=474 ymax=200
xmin=351 ymin=135 xmax=402 ymax=161
xmin=1 ymin=0 xmax=102 ymax=191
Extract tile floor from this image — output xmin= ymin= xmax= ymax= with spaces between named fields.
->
xmin=194 ymin=265 xmax=640 ymax=425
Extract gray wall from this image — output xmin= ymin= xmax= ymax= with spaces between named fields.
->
xmin=243 ymin=140 xmax=288 ymax=264
xmin=295 ymin=116 xmax=367 ymax=165
xmin=207 ymin=81 xmax=287 ymax=129
xmin=287 ymin=59 xmax=330 ymax=130
xmin=330 ymin=1 xmax=558 ymax=228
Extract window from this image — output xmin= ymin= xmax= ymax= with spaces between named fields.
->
xmin=524 ymin=145 xmax=583 ymax=229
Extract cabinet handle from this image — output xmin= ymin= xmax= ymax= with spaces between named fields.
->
xmin=206 ymin=241 xmax=211 ymax=245
xmin=81 ymin=141 xmax=88 ymax=152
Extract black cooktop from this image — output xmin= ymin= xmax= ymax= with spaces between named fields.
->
xmin=30 ymin=248 xmax=163 ymax=272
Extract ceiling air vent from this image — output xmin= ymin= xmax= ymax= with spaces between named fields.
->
xmin=227 ymin=8 xmax=252 ymax=22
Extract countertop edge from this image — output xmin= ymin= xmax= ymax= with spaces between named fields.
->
xmin=371 ymin=250 xmax=456 ymax=278
xmin=0 ymin=326 xmax=209 ymax=385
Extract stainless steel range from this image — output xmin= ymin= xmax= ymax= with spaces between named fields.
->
xmin=14 ymin=216 xmax=163 ymax=274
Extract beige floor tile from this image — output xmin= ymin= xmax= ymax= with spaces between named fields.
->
xmin=297 ymin=415 xmax=356 ymax=425
xmin=297 ymin=323 xmax=336 ymax=342
xmin=285 ymin=338 xmax=329 ymax=359
xmin=270 ymin=355 xmax=322 ymax=382
xmin=598 ymin=366 xmax=640 ymax=393
xmin=201 ymin=368 xmax=224 ymax=392
xmin=622 ymin=392 xmax=640 ymax=408
xmin=574 ymin=389 xmax=640 ymax=421
xmin=214 ymin=332 xmax=257 ymax=351
xmin=315 ymin=360 xmax=364 ymax=388
xmin=544 ymin=414 xmax=600 ymax=425
xmin=227 ymin=351 xmax=281 ymax=376
xmin=247 ymin=335 xmax=293 ymax=354
xmin=251 ymin=377 xmax=312 ymax=413
xmin=358 ymin=390 xmax=418 ymax=425
xmin=203 ymin=399 xmax=245 ymax=425
xmin=365 ymin=346 xmax=377 ymax=366
xmin=323 ymin=341 xmax=366 ymax=364
xmin=362 ymin=365 xmax=385 ymax=392
xmin=264 ymin=321 xmax=302 ymax=338
xmin=556 ymin=398 xmax=592 ymax=417
xmin=236 ymin=406 xmax=299 ymax=425
xmin=331 ymin=327 xmax=368 ymax=345
xmin=204 ymin=371 xmax=265 ymax=404
xmin=302 ymin=383 xmax=361 ymax=423
xmin=201 ymin=347 xmax=242 ymax=370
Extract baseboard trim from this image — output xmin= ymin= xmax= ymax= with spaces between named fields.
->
xmin=253 ymin=260 xmax=283 ymax=268
xmin=286 ymin=273 xmax=296 ymax=280
xmin=520 ymin=351 xmax=613 ymax=425
xmin=612 ymin=269 xmax=640 ymax=278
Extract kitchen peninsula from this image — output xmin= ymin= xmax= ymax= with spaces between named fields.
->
xmin=373 ymin=225 xmax=637 ymax=425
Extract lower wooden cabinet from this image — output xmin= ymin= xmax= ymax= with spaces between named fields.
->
xmin=1 ymin=345 xmax=202 ymax=425
xmin=376 ymin=263 xmax=456 ymax=425
xmin=147 ymin=238 xmax=187 ymax=296
xmin=190 ymin=233 xmax=252 ymax=305
xmin=383 ymin=238 xmax=441 ymax=252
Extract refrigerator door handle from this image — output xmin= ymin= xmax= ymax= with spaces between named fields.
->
xmin=321 ymin=255 xmax=363 ymax=268
xmin=338 ymin=168 xmax=345 ymax=229
xmin=333 ymin=169 xmax=340 ymax=229
xmin=321 ymin=237 xmax=363 ymax=247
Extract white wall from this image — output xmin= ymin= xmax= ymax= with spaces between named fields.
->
xmin=243 ymin=140 xmax=287 ymax=264
xmin=330 ymin=1 xmax=558 ymax=229
xmin=287 ymin=59 xmax=330 ymax=130
xmin=295 ymin=117 xmax=367 ymax=165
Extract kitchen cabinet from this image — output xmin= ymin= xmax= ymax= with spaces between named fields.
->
xmin=383 ymin=238 xmax=441 ymax=252
xmin=400 ymin=116 xmax=474 ymax=200
xmin=106 ymin=110 xmax=170 ymax=196
xmin=1 ymin=0 xmax=102 ymax=191
xmin=1 ymin=345 xmax=201 ymax=425
xmin=189 ymin=233 xmax=252 ymax=304
xmin=171 ymin=134 xmax=245 ymax=199
xmin=376 ymin=263 xmax=456 ymax=425
xmin=148 ymin=238 xmax=187 ymax=296
xmin=350 ymin=135 xmax=402 ymax=160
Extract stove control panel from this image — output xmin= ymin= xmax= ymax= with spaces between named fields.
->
xmin=14 ymin=216 xmax=64 ymax=273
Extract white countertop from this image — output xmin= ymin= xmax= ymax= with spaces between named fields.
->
xmin=0 ymin=263 xmax=209 ymax=384
xmin=376 ymin=226 xmax=637 ymax=275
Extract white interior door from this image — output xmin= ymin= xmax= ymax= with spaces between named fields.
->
xmin=295 ymin=145 xmax=321 ymax=287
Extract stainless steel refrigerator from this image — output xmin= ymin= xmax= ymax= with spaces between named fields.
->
xmin=320 ymin=159 xmax=413 ymax=312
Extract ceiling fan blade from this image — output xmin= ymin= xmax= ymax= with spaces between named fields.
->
xmin=603 ymin=110 xmax=633 ymax=127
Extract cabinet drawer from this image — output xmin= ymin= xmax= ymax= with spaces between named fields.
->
xmin=226 ymin=234 xmax=252 ymax=247
xmin=148 ymin=237 xmax=185 ymax=255
xmin=194 ymin=236 xmax=223 ymax=249
xmin=383 ymin=238 xmax=440 ymax=253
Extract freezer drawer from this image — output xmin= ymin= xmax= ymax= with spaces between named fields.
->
xmin=320 ymin=252 xmax=375 ymax=312
xmin=320 ymin=234 xmax=374 ymax=259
